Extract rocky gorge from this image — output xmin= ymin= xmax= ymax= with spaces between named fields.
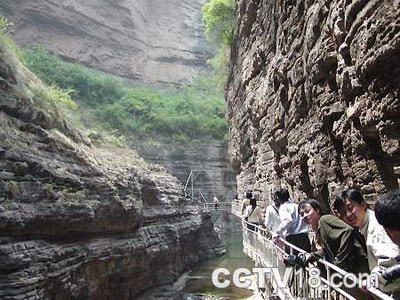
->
xmin=0 ymin=38 xmax=224 ymax=299
xmin=227 ymin=0 xmax=400 ymax=205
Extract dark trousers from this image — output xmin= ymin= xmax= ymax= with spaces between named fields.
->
xmin=285 ymin=233 xmax=311 ymax=255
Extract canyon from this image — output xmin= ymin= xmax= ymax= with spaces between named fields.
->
xmin=0 ymin=38 xmax=224 ymax=299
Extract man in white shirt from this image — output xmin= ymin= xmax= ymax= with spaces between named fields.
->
xmin=274 ymin=189 xmax=310 ymax=254
xmin=264 ymin=194 xmax=280 ymax=234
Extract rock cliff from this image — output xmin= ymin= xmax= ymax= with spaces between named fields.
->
xmin=0 ymin=38 xmax=223 ymax=299
xmin=226 ymin=0 xmax=400 ymax=205
xmin=134 ymin=141 xmax=237 ymax=203
xmin=1 ymin=0 xmax=212 ymax=86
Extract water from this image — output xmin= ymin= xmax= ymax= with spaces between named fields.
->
xmin=184 ymin=228 xmax=254 ymax=299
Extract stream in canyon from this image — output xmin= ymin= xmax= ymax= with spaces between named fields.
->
xmin=183 ymin=215 xmax=254 ymax=299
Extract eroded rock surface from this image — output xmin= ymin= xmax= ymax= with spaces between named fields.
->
xmin=0 ymin=38 xmax=223 ymax=299
xmin=1 ymin=0 xmax=212 ymax=85
xmin=226 ymin=0 xmax=400 ymax=204
xmin=135 ymin=141 xmax=237 ymax=203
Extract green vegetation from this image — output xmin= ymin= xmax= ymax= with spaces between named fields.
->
xmin=202 ymin=0 xmax=235 ymax=46
xmin=0 ymin=16 xmax=10 ymax=32
xmin=28 ymin=83 xmax=78 ymax=111
xmin=23 ymin=47 xmax=228 ymax=142
xmin=202 ymin=0 xmax=235 ymax=84
xmin=0 ymin=17 xmax=24 ymax=62
xmin=23 ymin=47 xmax=126 ymax=106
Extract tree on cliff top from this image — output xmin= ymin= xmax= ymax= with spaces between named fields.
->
xmin=202 ymin=0 xmax=235 ymax=85
xmin=202 ymin=0 xmax=235 ymax=46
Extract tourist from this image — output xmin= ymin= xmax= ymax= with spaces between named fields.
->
xmin=373 ymin=189 xmax=400 ymax=296
xmin=333 ymin=189 xmax=400 ymax=271
xmin=296 ymin=199 xmax=369 ymax=274
xmin=243 ymin=193 xmax=262 ymax=231
xmin=213 ymin=195 xmax=219 ymax=210
xmin=264 ymin=192 xmax=280 ymax=235
xmin=274 ymin=189 xmax=311 ymax=254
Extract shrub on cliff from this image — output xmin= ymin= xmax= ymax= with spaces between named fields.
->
xmin=23 ymin=47 xmax=228 ymax=142
xmin=23 ymin=46 xmax=126 ymax=106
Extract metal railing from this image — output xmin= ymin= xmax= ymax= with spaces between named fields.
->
xmin=203 ymin=202 xmax=232 ymax=212
xmin=239 ymin=218 xmax=395 ymax=300
xmin=231 ymin=200 xmax=242 ymax=216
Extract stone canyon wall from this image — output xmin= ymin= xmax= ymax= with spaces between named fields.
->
xmin=1 ymin=0 xmax=212 ymax=85
xmin=226 ymin=0 xmax=400 ymax=206
xmin=134 ymin=141 xmax=237 ymax=204
xmin=0 ymin=40 xmax=223 ymax=299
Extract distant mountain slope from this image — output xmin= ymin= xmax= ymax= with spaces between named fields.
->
xmin=2 ymin=0 xmax=213 ymax=85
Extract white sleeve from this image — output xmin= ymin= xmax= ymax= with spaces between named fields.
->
xmin=275 ymin=204 xmax=293 ymax=237
xmin=374 ymin=231 xmax=400 ymax=267
xmin=242 ymin=206 xmax=250 ymax=219
xmin=265 ymin=206 xmax=274 ymax=229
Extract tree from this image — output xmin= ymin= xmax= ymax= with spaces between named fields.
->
xmin=202 ymin=0 xmax=235 ymax=46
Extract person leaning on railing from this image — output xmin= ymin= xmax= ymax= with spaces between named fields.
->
xmin=264 ymin=193 xmax=281 ymax=237
xmin=242 ymin=192 xmax=262 ymax=231
xmin=273 ymin=189 xmax=311 ymax=254
xmin=333 ymin=189 xmax=400 ymax=272
xmin=294 ymin=199 xmax=370 ymax=275
xmin=290 ymin=199 xmax=370 ymax=300
xmin=374 ymin=189 xmax=400 ymax=298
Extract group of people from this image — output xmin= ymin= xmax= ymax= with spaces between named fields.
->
xmin=241 ymin=188 xmax=400 ymax=298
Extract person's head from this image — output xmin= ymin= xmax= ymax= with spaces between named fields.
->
xmin=333 ymin=189 xmax=367 ymax=228
xmin=279 ymin=189 xmax=290 ymax=203
xmin=272 ymin=190 xmax=281 ymax=207
xmin=298 ymin=199 xmax=323 ymax=229
xmin=375 ymin=189 xmax=400 ymax=246
xmin=246 ymin=191 xmax=253 ymax=200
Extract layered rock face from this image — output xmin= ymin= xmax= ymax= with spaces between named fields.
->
xmin=135 ymin=141 xmax=237 ymax=203
xmin=1 ymin=0 xmax=212 ymax=85
xmin=227 ymin=0 xmax=400 ymax=205
xmin=0 ymin=42 xmax=223 ymax=299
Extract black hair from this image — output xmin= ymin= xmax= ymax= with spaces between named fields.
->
xmin=375 ymin=189 xmax=400 ymax=231
xmin=332 ymin=193 xmax=345 ymax=211
xmin=333 ymin=189 xmax=365 ymax=211
xmin=345 ymin=189 xmax=365 ymax=204
xmin=246 ymin=191 xmax=253 ymax=199
xmin=249 ymin=197 xmax=257 ymax=207
xmin=278 ymin=188 xmax=290 ymax=203
xmin=298 ymin=199 xmax=328 ymax=215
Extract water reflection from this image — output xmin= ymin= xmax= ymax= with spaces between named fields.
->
xmin=184 ymin=230 xmax=254 ymax=299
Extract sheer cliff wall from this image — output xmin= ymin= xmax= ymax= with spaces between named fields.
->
xmin=135 ymin=141 xmax=237 ymax=203
xmin=0 ymin=38 xmax=223 ymax=299
xmin=1 ymin=0 xmax=211 ymax=85
xmin=226 ymin=0 xmax=400 ymax=205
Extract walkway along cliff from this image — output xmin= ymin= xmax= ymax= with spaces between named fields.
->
xmin=226 ymin=0 xmax=400 ymax=204
xmin=0 ymin=36 xmax=224 ymax=299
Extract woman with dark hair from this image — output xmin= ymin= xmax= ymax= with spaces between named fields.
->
xmin=333 ymin=189 xmax=400 ymax=271
xmin=296 ymin=199 xmax=369 ymax=274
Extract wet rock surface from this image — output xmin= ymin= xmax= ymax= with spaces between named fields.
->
xmin=226 ymin=0 xmax=400 ymax=204
xmin=0 ymin=40 xmax=224 ymax=299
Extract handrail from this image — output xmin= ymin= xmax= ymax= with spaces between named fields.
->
xmin=203 ymin=202 xmax=232 ymax=212
xmin=238 ymin=218 xmax=395 ymax=300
